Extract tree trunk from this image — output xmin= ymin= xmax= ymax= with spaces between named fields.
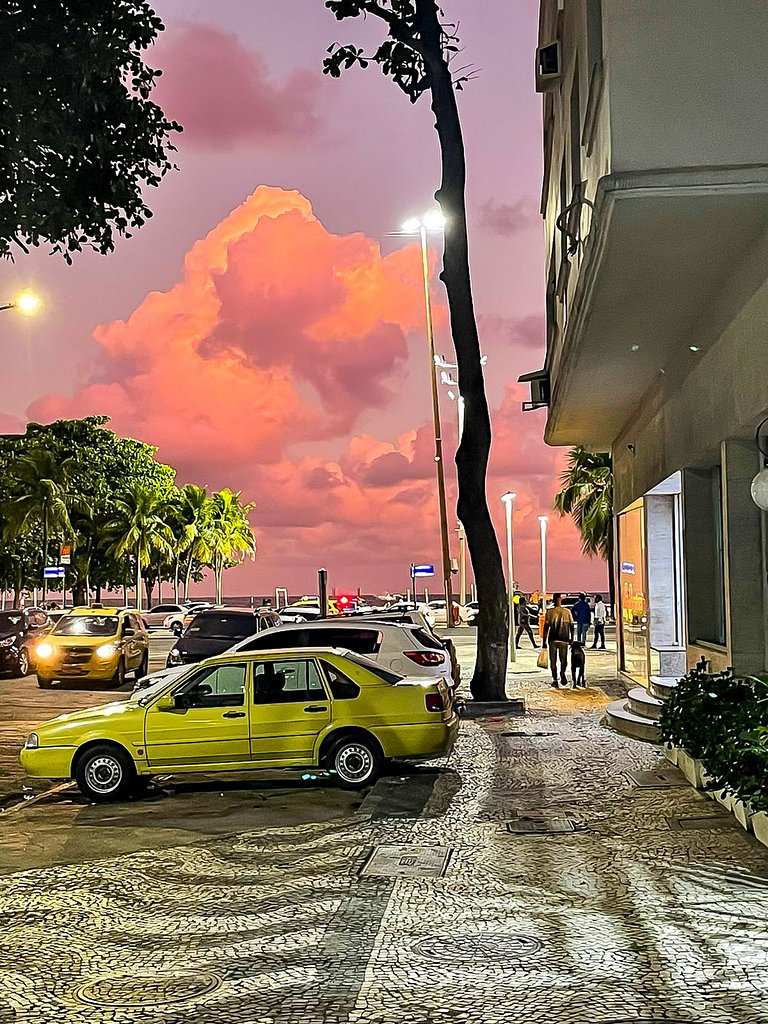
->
xmin=215 ymin=556 xmax=223 ymax=604
xmin=415 ymin=0 xmax=508 ymax=699
xmin=174 ymin=557 xmax=180 ymax=604
xmin=136 ymin=555 xmax=143 ymax=612
xmin=184 ymin=556 xmax=193 ymax=602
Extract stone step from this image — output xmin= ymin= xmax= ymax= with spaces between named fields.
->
xmin=627 ymin=686 xmax=664 ymax=721
xmin=649 ymin=675 xmax=679 ymax=701
xmin=605 ymin=699 xmax=661 ymax=743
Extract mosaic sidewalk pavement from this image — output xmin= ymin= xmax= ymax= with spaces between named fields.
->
xmin=2 ymin=689 xmax=768 ymax=1023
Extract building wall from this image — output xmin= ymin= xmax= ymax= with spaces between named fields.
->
xmin=605 ymin=0 xmax=768 ymax=173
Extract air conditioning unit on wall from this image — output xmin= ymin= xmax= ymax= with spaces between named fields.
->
xmin=536 ymin=41 xmax=561 ymax=93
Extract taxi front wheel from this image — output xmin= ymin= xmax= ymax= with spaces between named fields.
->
xmin=75 ymin=744 xmax=136 ymax=802
xmin=326 ymin=736 xmax=383 ymax=789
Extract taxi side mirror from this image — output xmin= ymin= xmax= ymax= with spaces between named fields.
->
xmin=155 ymin=695 xmax=175 ymax=711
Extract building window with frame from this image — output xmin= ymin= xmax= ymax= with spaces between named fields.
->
xmin=683 ymin=466 xmax=727 ymax=647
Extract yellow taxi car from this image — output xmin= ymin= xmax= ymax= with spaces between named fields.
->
xmin=33 ymin=607 xmax=149 ymax=690
xmin=21 ymin=648 xmax=458 ymax=801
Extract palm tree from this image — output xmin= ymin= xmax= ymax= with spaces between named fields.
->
xmin=104 ymin=484 xmax=174 ymax=611
xmin=3 ymin=447 xmax=82 ymax=601
xmin=554 ymin=447 xmax=615 ymax=607
xmin=177 ymin=484 xmax=210 ymax=601
xmin=204 ymin=489 xmax=255 ymax=603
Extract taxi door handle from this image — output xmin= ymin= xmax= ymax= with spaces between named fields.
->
xmin=304 ymin=706 xmax=328 ymax=713
xmin=222 ymin=711 xmax=246 ymax=718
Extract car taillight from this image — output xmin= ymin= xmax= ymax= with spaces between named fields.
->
xmin=404 ymin=651 xmax=444 ymax=666
xmin=425 ymin=692 xmax=444 ymax=712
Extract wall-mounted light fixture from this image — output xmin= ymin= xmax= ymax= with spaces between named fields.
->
xmin=750 ymin=416 xmax=768 ymax=510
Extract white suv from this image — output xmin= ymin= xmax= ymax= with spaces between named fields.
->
xmin=229 ymin=620 xmax=455 ymax=686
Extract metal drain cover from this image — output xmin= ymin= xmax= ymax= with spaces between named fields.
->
xmin=360 ymin=844 xmax=451 ymax=878
xmin=415 ymin=932 xmax=542 ymax=961
xmin=666 ymin=815 xmax=736 ymax=832
xmin=506 ymin=816 xmax=577 ymax=834
xmin=75 ymin=972 xmax=221 ymax=1007
xmin=627 ymin=768 xmax=687 ymax=788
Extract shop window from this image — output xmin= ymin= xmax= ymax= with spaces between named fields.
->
xmin=683 ymin=466 xmax=726 ymax=646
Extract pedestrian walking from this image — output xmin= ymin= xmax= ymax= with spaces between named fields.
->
xmin=572 ymin=593 xmax=592 ymax=645
xmin=542 ymin=593 xmax=574 ymax=688
xmin=591 ymin=594 xmax=607 ymax=650
xmin=515 ymin=598 xmax=538 ymax=649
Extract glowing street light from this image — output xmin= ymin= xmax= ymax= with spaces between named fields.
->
xmin=401 ymin=209 xmax=454 ymax=620
xmin=501 ymin=491 xmax=517 ymax=665
xmin=538 ymin=515 xmax=549 ymax=612
xmin=1 ymin=291 xmax=42 ymax=315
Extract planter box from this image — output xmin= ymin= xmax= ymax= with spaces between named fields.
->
xmin=664 ymin=745 xmax=679 ymax=766
xmin=733 ymin=798 xmax=755 ymax=832
xmin=752 ymin=811 xmax=768 ymax=849
xmin=678 ymin=749 xmax=705 ymax=789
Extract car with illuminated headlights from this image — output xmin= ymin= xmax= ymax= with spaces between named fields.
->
xmin=34 ymin=607 xmax=149 ymax=689
xmin=0 ymin=608 xmax=52 ymax=677
xmin=21 ymin=648 xmax=459 ymax=801
xmin=229 ymin=619 xmax=455 ymax=687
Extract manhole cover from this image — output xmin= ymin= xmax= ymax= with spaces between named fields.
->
xmin=360 ymin=845 xmax=451 ymax=878
xmin=627 ymin=768 xmax=687 ymax=788
xmin=415 ymin=932 xmax=541 ymax=961
xmin=506 ymin=816 xmax=577 ymax=834
xmin=666 ymin=815 xmax=737 ymax=832
xmin=74 ymin=972 xmax=222 ymax=1007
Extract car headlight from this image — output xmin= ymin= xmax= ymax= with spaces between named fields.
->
xmin=167 ymin=648 xmax=182 ymax=665
xmin=96 ymin=643 xmax=117 ymax=659
xmin=25 ymin=733 xmax=39 ymax=749
xmin=35 ymin=642 xmax=54 ymax=659
xmin=0 ymin=636 xmax=15 ymax=647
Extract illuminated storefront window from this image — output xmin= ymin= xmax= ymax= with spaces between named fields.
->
xmin=618 ymin=500 xmax=649 ymax=684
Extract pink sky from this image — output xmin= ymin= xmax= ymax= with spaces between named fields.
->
xmin=0 ymin=0 xmax=608 ymax=598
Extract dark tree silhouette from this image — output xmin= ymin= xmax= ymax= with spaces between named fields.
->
xmin=0 ymin=0 xmax=181 ymax=261
xmin=323 ymin=0 xmax=508 ymax=699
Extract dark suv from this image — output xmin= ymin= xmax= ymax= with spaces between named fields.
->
xmin=0 ymin=608 xmax=52 ymax=676
xmin=165 ymin=607 xmax=281 ymax=667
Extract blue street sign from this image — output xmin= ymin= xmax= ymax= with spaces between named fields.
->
xmin=44 ymin=566 xmax=66 ymax=579
xmin=620 ymin=561 xmax=635 ymax=575
xmin=411 ymin=564 xmax=435 ymax=578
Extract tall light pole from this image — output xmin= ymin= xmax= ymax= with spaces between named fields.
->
xmin=402 ymin=211 xmax=454 ymax=622
xmin=538 ymin=515 xmax=549 ymax=613
xmin=501 ymin=492 xmax=517 ymax=665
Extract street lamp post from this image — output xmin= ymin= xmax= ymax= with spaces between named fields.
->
xmin=501 ymin=492 xmax=517 ymax=665
xmin=402 ymin=211 xmax=454 ymax=623
xmin=538 ymin=515 xmax=549 ymax=613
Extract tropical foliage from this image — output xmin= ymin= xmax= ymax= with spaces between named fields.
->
xmin=0 ymin=418 xmax=255 ymax=609
xmin=1 ymin=0 xmax=181 ymax=261
xmin=553 ymin=447 xmax=613 ymax=559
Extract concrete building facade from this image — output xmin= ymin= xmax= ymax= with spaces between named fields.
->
xmin=525 ymin=0 xmax=768 ymax=706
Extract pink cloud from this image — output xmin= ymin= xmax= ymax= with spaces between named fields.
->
xmin=478 ymin=197 xmax=537 ymax=237
xmin=153 ymin=23 xmax=320 ymax=148
xmin=479 ymin=312 xmax=545 ymax=352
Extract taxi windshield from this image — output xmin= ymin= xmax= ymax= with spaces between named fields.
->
xmin=53 ymin=615 xmax=119 ymax=637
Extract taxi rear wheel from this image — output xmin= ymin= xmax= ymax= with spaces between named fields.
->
xmin=326 ymin=735 xmax=382 ymax=789
xmin=75 ymin=744 xmax=136 ymax=802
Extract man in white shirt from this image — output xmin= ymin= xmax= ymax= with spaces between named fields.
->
xmin=591 ymin=594 xmax=607 ymax=650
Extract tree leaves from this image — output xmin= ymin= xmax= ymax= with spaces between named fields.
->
xmin=553 ymin=447 xmax=613 ymax=560
xmin=0 ymin=0 xmax=182 ymax=261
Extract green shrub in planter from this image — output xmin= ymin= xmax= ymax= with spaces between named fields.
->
xmin=659 ymin=664 xmax=768 ymax=807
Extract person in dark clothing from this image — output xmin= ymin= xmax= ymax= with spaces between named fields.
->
xmin=572 ymin=593 xmax=592 ymax=645
xmin=515 ymin=599 xmax=538 ymax=649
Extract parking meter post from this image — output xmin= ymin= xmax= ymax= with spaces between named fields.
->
xmin=318 ymin=568 xmax=328 ymax=618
